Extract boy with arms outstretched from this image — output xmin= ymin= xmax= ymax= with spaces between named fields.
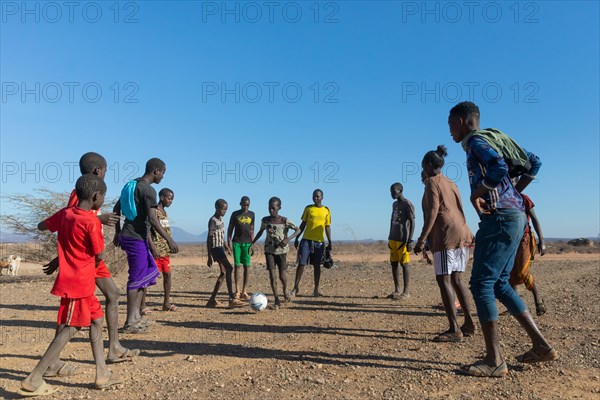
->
xmin=387 ymin=183 xmax=415 ymax=299
xmin=291 ymin=189 xmax=332 ymax=297
xmin=206 ymin=199 xmax=245 ymax=308
xmin=114 ymin=158 xmax=178 ymax=332
xmin=43 ymin=152 xmax=136 ymax=368
xmin=19 ymin=175 xmax=121 ymax=396
xmin=414 ymin=145 xmax=476 ymax=342
xmin=227 ymin=196 xmax=255 ymax=300
xmin=251 ymin=197 xmax=301 ymax=309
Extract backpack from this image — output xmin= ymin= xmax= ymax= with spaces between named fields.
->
xmin=471 ymin=128 xmax=531 ymax=178
xmin=120 ymin=180 xmax=138 ymax=221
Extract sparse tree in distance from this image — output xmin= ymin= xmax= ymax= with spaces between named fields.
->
xmin=1 ymin=189 xmax=126 ymax=274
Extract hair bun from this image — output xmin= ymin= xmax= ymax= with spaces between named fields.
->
xmin=435 ymin=145 xmax=448 ymax=158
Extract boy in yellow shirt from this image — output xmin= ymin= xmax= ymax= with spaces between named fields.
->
xmin=291 ymin=189 xmax=332 ymax=297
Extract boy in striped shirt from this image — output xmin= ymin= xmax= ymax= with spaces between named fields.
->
xmin=206 ymin=199 xmax=245 ymax=308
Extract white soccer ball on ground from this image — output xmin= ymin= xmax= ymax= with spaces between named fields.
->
xmin=249 ymin=292 xmax=268 ymax=311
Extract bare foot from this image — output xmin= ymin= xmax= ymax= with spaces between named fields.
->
xmin=269 ymin=298 xmax=282 ymax=310
xmin=460 ymin=324 xmax=477 ymax=337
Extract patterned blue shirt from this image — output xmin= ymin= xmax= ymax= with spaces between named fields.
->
xmin=465 ymin=136 xmax=541 ymax=211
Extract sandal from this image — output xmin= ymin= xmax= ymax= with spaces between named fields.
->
xmin=432 ymin=331 xmax=463 ymax=342
xmin=95 ymin=370 xmax=123 ymax=389
xmin=516 ymin=346 xmax=558 ymax=363
xmin=460 ymin=361 xmax=508 ymax=378
xmin=141 ymin=308 xmax=152 ymax=316
xmin=17 ymin=380 xmax=59 ymax=397
xmin=43 ymin=362 xmax=78 ymax=378
xmin=162 ymin=304 xmax=178 ymax=311
xmin=107 ymin=348 xmax=140 ymax=363
xmin=240 ymin=292 xmax=251 ymax=301
xmin=119 ymin=323 xmax=148 ymax=334
xmin=535 ymin=300 xmax=547 ymax=316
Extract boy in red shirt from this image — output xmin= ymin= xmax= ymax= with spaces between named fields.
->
xmin=19 ymin=175 xmax=121 ymax=396
xmin=43 ymin=152 xmax=137 ymax=368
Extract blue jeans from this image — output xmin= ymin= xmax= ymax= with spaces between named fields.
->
xmin=470 ymin=208 xmax=527 ymax=322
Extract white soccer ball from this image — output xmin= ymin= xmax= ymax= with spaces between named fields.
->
xmin=249 ymin=292 xmax=268 ymax=312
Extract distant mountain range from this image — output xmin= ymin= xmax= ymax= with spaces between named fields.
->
xmin=170 ymin=227 xmax=207 ymax=243
xmin=0 ymin=231 xmax=29 ymax=243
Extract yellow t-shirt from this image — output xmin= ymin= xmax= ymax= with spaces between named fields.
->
xmin=301 ymin=205 xmax=331 ymax=242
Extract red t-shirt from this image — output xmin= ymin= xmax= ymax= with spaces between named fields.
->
xmin=67 ymin=190 xmax=78 ymax=208
xmin=522 ymin=194 xmax=535 ymax=223
xmin=67 ymin=190 xmax=100 ymax=216
xmin=45 ymin=206 xmax=104 ymax=298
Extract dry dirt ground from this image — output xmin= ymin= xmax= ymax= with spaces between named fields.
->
xmin=1 ymin=246 xmax=599 ymax=399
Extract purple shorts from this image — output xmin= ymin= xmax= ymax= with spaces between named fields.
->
xmin=119 ymin=235 xmax=159 ymax=291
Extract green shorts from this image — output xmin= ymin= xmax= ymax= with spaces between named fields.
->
xmin=233 ymin=242 xmax=252 ymax=267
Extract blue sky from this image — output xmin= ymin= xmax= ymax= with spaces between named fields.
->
xmin=1 ymin=1 xmax=599 ymax=240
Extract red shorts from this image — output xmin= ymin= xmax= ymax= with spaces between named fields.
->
xmin=155 ymin=256 xmax=171 ymax=273
xmin=95 ymin=260 xmax=112 ymax=279
xmin=57 ymin=295 xmax=104 ymax=327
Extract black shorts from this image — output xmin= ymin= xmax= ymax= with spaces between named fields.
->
xmin=265 ymin=253 xmax=287 ymax=271
xmin=210 ymin=247 xmax=227 ymax=261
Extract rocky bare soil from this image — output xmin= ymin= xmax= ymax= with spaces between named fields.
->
xmin=1 ymin=251 xmax=599 ymax=399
